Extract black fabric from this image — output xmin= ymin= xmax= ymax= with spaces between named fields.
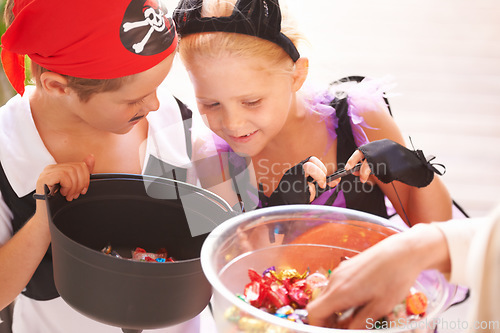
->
xmin=266 ymin=157 xmax=312 ymax=206
xmin=173 ymin=0 xmax=300 ymax=62
xmin=227 ymin=153 xmax=256 ymax=212
xmin=332 ymin=98 xmax=389 ymax=218
xmin=358 ymin=139 xmax=436 ymax=188
xmin=0 ymin=162 xmax=59 ymax=300
xmin=144 ymin=97 xmax=193 ymax=182
xmin=174 ymin=97 xmax=193 ymax=160
xmin=0 ymin=98 xmax=194 ymax=301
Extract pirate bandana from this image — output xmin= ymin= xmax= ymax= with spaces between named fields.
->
xmin=1 ymin=0 xmax=178 ymax=95
xmin=173 ymin=0 xmax=300 ymax=62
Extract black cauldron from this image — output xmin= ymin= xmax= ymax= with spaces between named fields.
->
xmin=46 ymin=174 xmax=236 ymax=333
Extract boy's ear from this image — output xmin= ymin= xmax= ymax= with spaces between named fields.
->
xmin=292 ymin=57 xmax=309 ymax=92
xmin=39 ymin=72 xmax=70 ymax=96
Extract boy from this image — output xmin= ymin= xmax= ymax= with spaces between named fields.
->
xmin=0 ymin=0 xmax=210 ymax=332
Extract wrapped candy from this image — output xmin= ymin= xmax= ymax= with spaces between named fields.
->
xmin=238 ymin=267 xmax=325 ymax=324
xmin=100 ymin=245 xmax=175 ymax=262
xmin=406 ymin=290 xmax=428 ymax=315
xmin=132 ymin=247 xmax=172 ymax=261
xmin=233 ymin=266 xmax=428 ymax=330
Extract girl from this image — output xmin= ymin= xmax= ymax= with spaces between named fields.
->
xmin=173 ymin=0 xmax=452 ymax=225
xmin=0 ymin=0 xmax=213 ymax=332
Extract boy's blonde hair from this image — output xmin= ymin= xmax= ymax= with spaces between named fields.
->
xmin=178 ymin=0 xmax=305 ymax=73
xmin=4 ymin=0 xmax=130 ymax=102
xmin=3 ymin=0 xmax=14 ymax=26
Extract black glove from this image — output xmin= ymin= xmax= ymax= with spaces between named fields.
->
xmin=264 ymin=157 xmax=312 ymax=206
xmin=357 ymin=139 xmax=444 ymax=188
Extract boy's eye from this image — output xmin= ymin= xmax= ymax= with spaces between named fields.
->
xmin=129 ymin=98 xmax=145 ymax=106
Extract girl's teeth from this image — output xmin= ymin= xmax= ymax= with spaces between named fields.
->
xmin=241 ymin=130 xmax=256 ymax=137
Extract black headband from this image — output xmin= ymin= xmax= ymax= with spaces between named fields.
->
xmin=173 ymin=0 xmax=300 ymax=62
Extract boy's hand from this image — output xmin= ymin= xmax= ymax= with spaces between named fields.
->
xmin=35 ymin=154 xmax=95 ymax=201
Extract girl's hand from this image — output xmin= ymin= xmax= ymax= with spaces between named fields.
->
xmin=344 ymin=150 xmax=372 ymax=184
xmin=304 ymin=156 xmax=341 ymax=201
xmin=35 ymin=154 xmax=95 ymax=201
xmin=347 ymin=139 xmax=437 ymax=188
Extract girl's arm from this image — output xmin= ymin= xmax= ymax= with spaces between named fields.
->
xmin=348 ymin=106 xmax=452 ymax=224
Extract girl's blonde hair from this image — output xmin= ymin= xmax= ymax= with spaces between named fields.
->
xmin=4 ymin=0 xmax=130 ymax=102
xmin=178 ymin=0 xmax=305 ymax=73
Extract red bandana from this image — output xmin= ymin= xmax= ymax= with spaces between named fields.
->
xmin=1 ymin=0 xmax=178 ymax=95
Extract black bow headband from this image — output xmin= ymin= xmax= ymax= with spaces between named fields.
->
xmin=173 ymin=0 xmax=300 ymax=62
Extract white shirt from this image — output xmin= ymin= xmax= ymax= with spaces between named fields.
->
xmin=0 ymin=84 xmax=216 ymax=333
xmin=433 ymin=206 xmax=500 ymax=328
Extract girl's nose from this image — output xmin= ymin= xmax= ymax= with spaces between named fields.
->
xmin=222 ymin=107 xmax=245 ymax=132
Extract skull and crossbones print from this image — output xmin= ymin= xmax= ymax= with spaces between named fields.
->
xmin=123 ymin=2 xmax=167 ymax=54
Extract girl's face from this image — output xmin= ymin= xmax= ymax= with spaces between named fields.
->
xmin=71 ymin=54 xmax=175 ymax=134
xmin=187 ymin=54 xmax=305 ymax=157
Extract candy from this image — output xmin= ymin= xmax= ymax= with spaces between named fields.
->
xmin=234 ymin=266 xmax=428 ymax=330
xmin=244 ymin=281 xmax=263 ymax=307
xmin=305 ymin=272 xmax=329 ymax=290
xmin=237 ymin=317 xmax=268 ymax=332
xmin=406 ymin=291 xmax=428 ymax=315
xmin=224 ymin=306 xmax=242 ymax=322
xmin=239 ymin=267 xmax=320 ymax=324
xmin=100 ymin=244 xmax=175 ymax=262
xmin=100 ymin=245 xmax=122 ymax=258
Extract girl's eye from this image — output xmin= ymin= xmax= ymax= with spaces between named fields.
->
xmin=244 ymin=99 xmax=261 ymax=107
xmin=201 ymin=102 xmax=220 ymax=109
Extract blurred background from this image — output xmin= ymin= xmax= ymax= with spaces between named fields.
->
xmin=164 ymin=0 xmax=500 ymax=219
xmin=2 ymin=0 xmax=499 ymax=218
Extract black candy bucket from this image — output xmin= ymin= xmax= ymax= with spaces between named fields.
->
xmin=46 ymin=174 xmax=237 ymax=333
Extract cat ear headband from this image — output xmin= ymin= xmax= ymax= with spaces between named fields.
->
xmin=173 ymin=0 xmax=300 ymax=62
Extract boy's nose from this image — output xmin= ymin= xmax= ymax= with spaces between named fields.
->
xmin=145 ymin=92 xmax=160 ymax=112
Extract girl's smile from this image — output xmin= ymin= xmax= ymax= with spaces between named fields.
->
xmin=187 ymin=54 xmax=306 ymax=157
xmin=228 ymin=129 xmax=259 ymax=143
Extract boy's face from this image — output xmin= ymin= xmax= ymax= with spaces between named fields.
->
xmin=186 ymin=54 xmax=300 ymax=157
xmin=73 ymin=53 xmax=175 ymax=134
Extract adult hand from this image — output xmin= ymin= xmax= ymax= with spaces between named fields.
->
xmin=306 ymin=224 xmax=449 ymax=329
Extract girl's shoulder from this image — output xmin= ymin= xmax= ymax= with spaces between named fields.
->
xmin=303 ymin=76 xmax=394 ymax=119
xmin=334 ymin=77 xmax=403 ymax=144
xmin=334 ymin=77 xmax=396 ymax=133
